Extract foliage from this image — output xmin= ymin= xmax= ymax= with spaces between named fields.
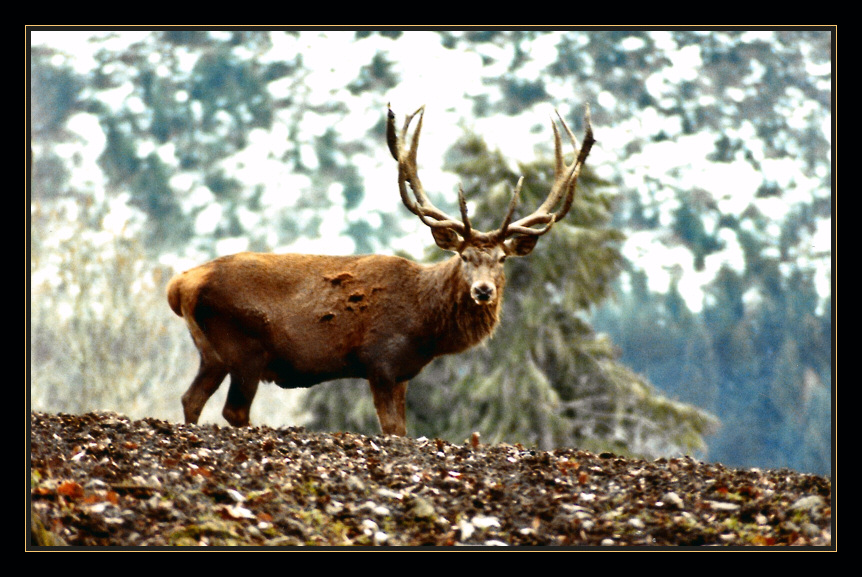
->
xmin=594 ymin=202 xmax=831 ymax=473
xmin=30 ymin=46 xmax=84 ymax=136
xmin=29 ymin=198 xmax=197 ymax=419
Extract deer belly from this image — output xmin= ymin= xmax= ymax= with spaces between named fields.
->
xmin=262 ymin=335 xmax=367 ymax=388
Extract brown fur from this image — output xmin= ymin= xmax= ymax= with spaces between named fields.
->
xmin=168 ymin=249 xmax=507 ymax=434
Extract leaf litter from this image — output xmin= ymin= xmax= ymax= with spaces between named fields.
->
xmin=30 ymin=411 xmax=832 ymax=548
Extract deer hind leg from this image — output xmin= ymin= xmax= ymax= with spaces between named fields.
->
xmin=368 ymin=379 xmax=408 ymax=436
xmin=193 ymin=314 xmax=267 ymax=427
xmin=182 ymin=351 xmax=229 ymax=424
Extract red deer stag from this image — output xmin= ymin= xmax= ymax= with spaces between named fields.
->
xmin=167 ymin=104 xmax=594 ymax=435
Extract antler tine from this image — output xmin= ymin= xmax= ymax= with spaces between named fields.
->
xmin=503 ymin=105 xmax=594 ymax=237
xmin=553 ymin=105 xmax=593 ymax=223
xmin=495 ymin=176 xmax=523 ymax=238
xmin=405 ymin=106 xmax=424 ymax=164
xmin=458 ymin=185 xmax=472 ymax=239
xmin=387 ymin=105 xmax=468 ymax=233
xmin=386 ymin=104 xmax=400 ymax=160
xmin=533 ymin=109 xmax=580 ymax=215
xmin=550 ymin=115 xmax=566 ymax=188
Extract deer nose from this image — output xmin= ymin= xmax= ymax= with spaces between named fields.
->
xmin=471 ymin=281 xmax=496 ymax=304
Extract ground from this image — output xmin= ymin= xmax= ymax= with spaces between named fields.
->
xmin=29 ymin=411 xmax=832 ymax=548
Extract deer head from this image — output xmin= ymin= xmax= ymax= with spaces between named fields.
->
xmin=386 ymin=104 xmax=595 ymax=306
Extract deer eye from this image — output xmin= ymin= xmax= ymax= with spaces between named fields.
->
xmin=499 ymin=255 xmax=507 ymax=263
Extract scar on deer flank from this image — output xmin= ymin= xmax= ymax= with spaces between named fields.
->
xmin=167 ymin=104 xmax=595 ymax=436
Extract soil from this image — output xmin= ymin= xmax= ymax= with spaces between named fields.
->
xmin=29 ymin=411 xmax=833 ymax=548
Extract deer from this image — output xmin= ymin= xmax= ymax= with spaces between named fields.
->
xmin=167 ymin=104 xmax=594 ymax=436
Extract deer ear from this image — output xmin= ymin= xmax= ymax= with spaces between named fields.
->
xmin=431 ymin=227 xmax=463 ymax=251
xmin=504 ymin=235 xmax=539 ymax=257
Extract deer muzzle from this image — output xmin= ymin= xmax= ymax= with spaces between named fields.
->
xmin=470 ymin=281 xmax=497 ymax=305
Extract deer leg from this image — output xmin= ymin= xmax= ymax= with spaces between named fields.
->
xmin=182 ymin=354 xmax=229 ymax=424
xmin=368 ymin=379 xmax=408 ymax=436
xmin=221 ymin=361 xmax=264 ymax=427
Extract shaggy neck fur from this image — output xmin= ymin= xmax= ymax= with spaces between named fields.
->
xmin=419 ymin=255 xmax=503 ymax=356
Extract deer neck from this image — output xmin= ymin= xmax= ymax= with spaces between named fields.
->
xmin=420 ymin=255 xmax=503 ymax=355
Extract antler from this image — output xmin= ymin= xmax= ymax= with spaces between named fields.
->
xmin=387 ymin=105 xmax=471 ymax=237
xmin=387 ymin=104 xmax=594 ymax=242
xmin=495 ymin=106 xmax=595 ymax=239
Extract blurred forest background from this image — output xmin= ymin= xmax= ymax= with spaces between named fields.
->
xmin=28 ymin=28 xmax=833 ymax=476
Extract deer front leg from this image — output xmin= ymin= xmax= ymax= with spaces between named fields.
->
xmin=368 ymin=379 xmax=408 ymax=436
xmin=222 ymin=372 xmax=260 ymax=427
xmin=221 ymin=354 xmax=266 ymax=427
